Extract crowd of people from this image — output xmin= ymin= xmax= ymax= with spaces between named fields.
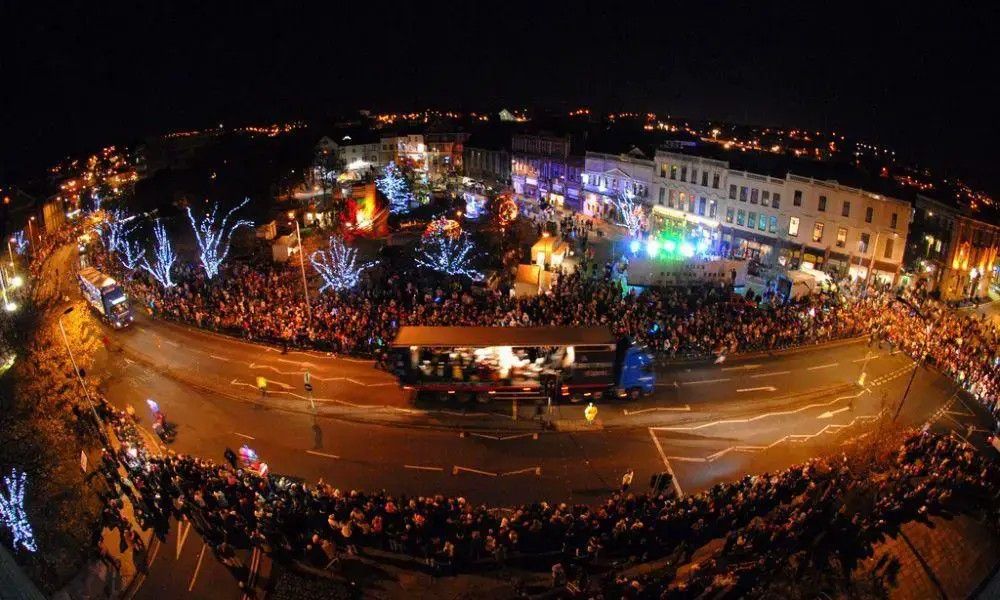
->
xmin=93 ymin=394 xmax=1000 ymax=597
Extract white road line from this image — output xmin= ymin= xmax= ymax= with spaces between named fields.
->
xmin=163 ymin=339 xmax=179 ymax=347
xmin=750 ymin=370 xmax=791 ymax=379
xmin=623 ymin=405 xmax=691 ymax=415
xmin=500 ymin=467 xmax=542 ymax=477
xmin=721 ymin=364 xmax=762 ymax=371
xmin=453 ymin=466 xmax=498 ymax=477
xmin=187 ymin=543 xmax=207 ymax=592
xmin=653 ymin=390 xmax=867 ymax=432
xmin=648 ymin=429 xmax=684 ymax=497
xmin=233 ymin=432 xmax=255 ymax=440
xmin=305 ymin=450 xmax=340 ymax=459
xmin=807 ymin=362 xmax=839 ymax=371
xmin=680 ymin=378 xmax=731 ymax=385
xmin=736 ymin=386 xmax=777 ymax=393
xmin=817 ymin=406 xmax=851 ymax=419
xmin=466 ymin=432 xmax=539 ymax=441
xmin=275 ymin=358 xmax=316 ymax=368
xmin=404 ymin=464 xmax=444 ymax=472
xmin=209 ymin=354 xmax=232 ymax=361
xmin=176 ymin=520 xmax=192 ymax=559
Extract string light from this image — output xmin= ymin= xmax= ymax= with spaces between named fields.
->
xmin=186 ymin=198 xmax=254 ymax=279
xmin=415 ymin=231 xmax=482 ymax=280
xmin=118 ymin=234 xmax=146 ymax=271
xmin=309 ymin=236 xmax=377 ymax=292
xmin=613 ymin=190 xmax=647 ymax=238
xmin=0 ymin=469 xmax=37 ymax=553
xmin=98 ymin=208 xmax=139 ymax=254
xmin=12 ymin=231 xmax=29 ymax=254
xmin=376 ymin=161 xmax=413 ymax=214
xmin=140 ymin=220 xmax=177 ymax=288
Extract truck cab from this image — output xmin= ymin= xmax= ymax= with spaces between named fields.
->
xmin=616 ymin=343 xmax=656 ymax=399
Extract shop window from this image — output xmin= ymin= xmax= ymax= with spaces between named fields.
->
xmin=818 ymin=195 xmax=827 ymax=212
xmin=726 ymin=207 xmax=734 ymax=223
xmin=812 ymin=221 xmax=825 ymax=242
xmin=748 ymin=212 xmax=757 ymax=229
xmin=768 ymin=216 xmax=777 ymax=233
xmin=772 ymin=193 xmax=781 ymax=209
xmin=737 ymin=209 xmax=745 ymax=226
xmin=729 ymin=184 xmax=737 ymax=199
xmin=842 ymin=201 xmax=851 ymax=217
xmin=750 ymin=188 xmax=759 ymax=204
xmin=739 ymin=186 xmax=748 ymax=202
xmin=789 ymin=216 xmax=800 ymax=237
xmin=865 ymin=206 xmax=873 ymax=223
xmin=836 ymin=227 xmax=848 ymax=248
xmin=793 ymin=190 xmax=803 ymax=206
xmin=761 ymin=190 xmax=770 ymax=206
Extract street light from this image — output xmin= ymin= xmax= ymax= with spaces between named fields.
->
xmin=291 ymin=217 xmax=312 ymax=325
xmin=57 ymin=307 xmax=105 ymax=433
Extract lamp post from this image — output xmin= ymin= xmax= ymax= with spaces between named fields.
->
xmin=27 ymin=216 xmax=36 ymax=245
xmin=293 ymin=217 xmax=312 ymax=325
xmin=57 ymin=307 xmax=105 ymax=432
xmin=7 ymin=237 xmax=15 ymax=266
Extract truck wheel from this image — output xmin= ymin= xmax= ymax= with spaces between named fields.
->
xmin=629 ymin=388 xmax=641 ymax=401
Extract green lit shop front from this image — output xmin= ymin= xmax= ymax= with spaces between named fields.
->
xmin=649 ymin=205 xmax=722 ymax=255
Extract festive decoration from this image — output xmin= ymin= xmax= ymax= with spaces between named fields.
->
xmin=463 ymin=192 xmax=485 ymax=220
xmin=613 ymin=190 xmax=647 ymax=237
xmin=496 ymin=195 xmax=518 ymax=229
xmin=98 ymin=209 xmax=140 ymax=254
xmin=415 ymin=231 xmax=482 ymax=280
xmin=376 ymin=161 xmax=413 ymax=214
xmin=12 ymin=231 xmax=29 ymax=254
xmin=186 ymin=198 xmax=254 ymax=279
xmin=140 ymin=220 xmax=177 ymax=288
xmin=91 ymin=189 xmax=102 ymax=212
xmin=0 ymin=469 xmax=37 ymax=553
xmin=423 ymin=217 xmax=461 ymax=239
xmin=310 ymin=236 xmax=377 ymax=292
xmin=117 ymin=234 xmax=146 ymax=272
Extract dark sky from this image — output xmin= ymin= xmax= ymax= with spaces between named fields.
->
xmin=1 ymin=1 xmax=995 ymax=192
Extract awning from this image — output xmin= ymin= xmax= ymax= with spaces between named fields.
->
xmin=392 ymin=326 xmax=616 ymax=348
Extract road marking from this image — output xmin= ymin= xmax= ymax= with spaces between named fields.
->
xmin=680 ymin=378 xmax=731 ymax=385
xmin=807 ymin=362 xmax=839 ymax=371
xmin=750 ymin=370 xmax=791 ymax=379
xmin=500 ymin=467 xmax=542 ymax=477
xmin=452 ymin=466 xmax=498 ymax=477
xmin=736 ymin=386 xmax=777 ymax=393
xmin=233 ymin=432 xmax=255 ymax=440
xmin=465 ymin=432 xmax=539 ymax=441
xmin=623 ymin=404 xmax=691 ymax=415
xmin=305 ymin=450 xmax=340 ymax=459
xmin=944 ymin=408 xmax=975 ymax=417
xmin=124 ymin=357 xmax=136 ymax=366
xmin=654 ymin=390 xmax=867 ymax=432
xmin=242 ymin=548 xmax=261 ymax=600
xmin=163 ymin=339 xmax=179 ymax=347
xmin=209 ymin=354 xmax=231 ymax=362
xmin=404 ymin=464 xmax=444 ymax=472
xmin=648 ymin=429 xmax=684 ymax=497
xmin=275 ymin=358 xmax=316 ymax=368
xmin=818 ymin=406 xmax=851 ymax=419
xmin=176 ymin=520 xmax=192 ymax=559
xmin=187 ymin=543 xmax=207 ymax=592
xmin=721 ymin=364 xmax=761 ymax=371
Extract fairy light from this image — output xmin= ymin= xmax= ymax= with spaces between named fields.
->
xmin=0 ymin=469 xmax=37 ymax=553
xmin=185 ymin=198 xmax=254 ymax=279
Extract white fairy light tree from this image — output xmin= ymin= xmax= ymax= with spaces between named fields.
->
xmin=98 ymin=208 xmax=139 ymax=253
xmin=376 ymin=161 xmax=413 ymax=214
xmin=613 ymin=190 xmax=648 ymax=238
xmin=140 ymin=220 xmax=177 ymax=288
xmin=12 ymin=231 xmax=28 ymax=254
xmin=185 ymin=198 xmax=254 ymax=278
xmin=415 ymin=231 xmax=482 ymax=280
xmin=310 ymin=236 xmax=378 ymax=292
xmin=0 ymin=469 xmax=37 ymax=553
xmin=117 ymin=233 xmax=146 ymax=272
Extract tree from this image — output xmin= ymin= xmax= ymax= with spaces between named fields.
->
xmin=376 ymin=161 xmax=413 ymax=214
xmin=415 ymin=231 xmax=482 ymax=280
xmin=185 ymin=198 xmax=254 ymax=278
xmin=140 ymin=220 xmax=177 ymax=288
xmin=613 ymin=190 xmax=647 ymax=237
xmin=97 ymin=209 xmax=139 ymax=254
xmin=117 ymin=233 xmax=146 ymax=272
xmin=11 ymin=231 xmax=28 ymax=254
xmin=309 ymin=236 xmax=377 ymax=292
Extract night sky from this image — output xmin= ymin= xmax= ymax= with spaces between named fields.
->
xmin=1 ymin=2 xmax=995 ymax=193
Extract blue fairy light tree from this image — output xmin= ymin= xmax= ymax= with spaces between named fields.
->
xmin=140 ymin=220 xmax=177 ymax=288
xmin=376 ymin=161 xmax=413 ymax=214
xmin=310 ymin=236 xmax=377 ymax=292
xmin=0 ymin=469 xmax=37 ymax=553
xmin=185 ymin=198 xmax=254 ymax=279
xmin=415 ymin=231 xmax=482 ymax=280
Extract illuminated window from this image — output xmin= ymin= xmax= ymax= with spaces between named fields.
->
xmin=739 ymin=187 xmax=748 ymax=202
xmin=726 ymin=207 xmax=734 ymax=223
xmin=737 ymin=209 xmax=745 ymax=226
xmin=758 ymin=214 xmax=767 ymax=232
xmin=789 ymin=216 xmax=800 ymax=237
xmin=668 ymin=190 xmax=676 ymax=208
xmin=670 ymin=166 xmax=678 ymax=180
xmin=761 ymin=190 xmax=770 ymax=206
xmin=812 ymin=222 xmax=825 ymax=242
xmin=768 ymin=216 xmax=777 ymax=233
xmin=836 ymin=227 xmax=848 ymax=248
xmin=748 ymin=212 xmax=757 ymax=229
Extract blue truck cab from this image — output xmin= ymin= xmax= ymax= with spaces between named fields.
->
xmin=614 ymin=341 xmax=656 ymax=399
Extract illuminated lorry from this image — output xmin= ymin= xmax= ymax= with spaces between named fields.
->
xmin=78 ymin=267 xmax=133 ymax=328
xmin=390 ymin=326 xmax=655 ymax=402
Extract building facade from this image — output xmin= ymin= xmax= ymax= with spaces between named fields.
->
xmin=581 ymin=150 xmax=654 ymax=220
xmin=379 ymin=134 xmax=426 ymax=170
xmin=510 ymin=133 xmax=583 ymax=210
xmin=907 ymin=194 xmax=1000 ymax=300
xmin=463 ymin=142 xmax=511 ymax=187
xmin=652 ymin=150 xmax=914 ymax=282
xmin=424 ymin=132 xmax=470 ymax=183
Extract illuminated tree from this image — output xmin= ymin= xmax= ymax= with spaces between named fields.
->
xmin=376 ymin=161 xmax=413 ymax=214
xmin=98 ymin=209 xmax=139 ymax=254
xmin=185 ymin=198 xmax=254 ymax=278
xmin=0 ymin=469 xmax=36 ymax=553
xmin=118 ymin=234 xmax=146 ymax=272
xmin=415 ymin=231 xmax=482 ymax=280
xmin=140 ymin=220 xmax=177 ymax=288
xmin=11 ymin=231 xmax=29 ymax=254
xmin=310 ymin=236 xmax=377 ymax=292
xmin=613 ymin=190 xmax=647 ymax=237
